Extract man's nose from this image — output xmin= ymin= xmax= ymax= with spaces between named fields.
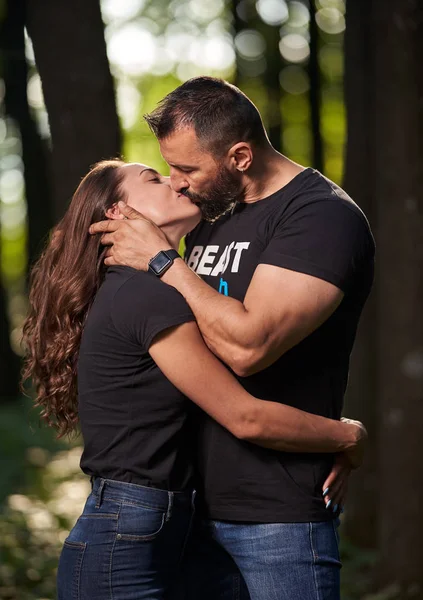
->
xmin=170 ymin=169 xmax=189 ymax=193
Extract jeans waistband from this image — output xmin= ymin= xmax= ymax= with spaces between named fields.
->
xmin=91 ymin=477 xmax=195 ymax=515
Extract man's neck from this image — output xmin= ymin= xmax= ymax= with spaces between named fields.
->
xmin=241 ymin=148 xmax=307 ymax=204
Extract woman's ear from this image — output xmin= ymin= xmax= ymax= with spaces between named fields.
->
xmin=105 ymin=203 xmax=126 ymax=220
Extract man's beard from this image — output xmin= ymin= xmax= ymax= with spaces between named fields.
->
xmin=183 ymin=166 xmax=242 ymax=222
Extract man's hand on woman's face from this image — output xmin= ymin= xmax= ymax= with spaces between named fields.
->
xmin=89 ymin=202 xmax=170 ymax=270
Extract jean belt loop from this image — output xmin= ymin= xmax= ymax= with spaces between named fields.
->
xmin=95 ymin=478 xmax=106 ymax=509
xmin=191 ymin=489 xmax=197 ymax=509
xmin=166 ymin=491 xmax=174 ymax=522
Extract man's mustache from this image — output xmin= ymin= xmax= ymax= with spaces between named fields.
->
xmin=181 ymin=189 xmax=204 ymax=204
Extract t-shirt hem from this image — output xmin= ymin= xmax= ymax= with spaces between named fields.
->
xmin=259 ymin=253 xmax=347 ymax=291
xmin=144 ymin=313 xmax=196 ymax=350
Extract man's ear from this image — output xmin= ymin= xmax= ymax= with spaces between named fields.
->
xmin=228 ymin=142 xmax=253 ymax=173
xmin=105 ymin=203 xmax=126 ymax=220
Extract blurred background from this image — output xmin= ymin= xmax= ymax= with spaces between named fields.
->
xmin=0 ymin=0 xmax=422 ymax=598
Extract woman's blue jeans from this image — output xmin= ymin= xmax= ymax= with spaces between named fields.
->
xmin=57 ymin=477 xmax=195 ymax=600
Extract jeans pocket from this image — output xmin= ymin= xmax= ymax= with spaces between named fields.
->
xmin=57 ymin=540 xmax=86 ymax=600
xmin=117 ymin=503 xmax=166 ymax=541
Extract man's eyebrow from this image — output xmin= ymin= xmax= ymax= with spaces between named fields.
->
xmin=168 ymin=163 xmax=196 ymax=170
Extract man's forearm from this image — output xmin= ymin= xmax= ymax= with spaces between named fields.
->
xmin=161 ymin=259 xmax=252 ymax=366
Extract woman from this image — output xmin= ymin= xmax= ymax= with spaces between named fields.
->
xmin=22 ymin=159 xmax=364 ymax=600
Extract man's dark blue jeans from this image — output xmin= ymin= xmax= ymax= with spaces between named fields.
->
xmin=176 ymin=516 xmax=342 ymax=600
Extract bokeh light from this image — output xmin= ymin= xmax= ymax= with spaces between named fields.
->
xmin=279 ymin=33 xmax=310 ymax=63
xmin=288 ymin=1 xmax=310 ymax=29
xmin=235 ymin=29 xmax=266 ymax=60
xmin=316 ymin=7 xmax=346 ymax=35
xmin=107 ymin=24 xmax=157 ymax=75
xmin=256 ymin=0 xmax=289 ymax=27
xmin=280 ymin=66 xmax=310 ymax=95
xmin=102 ymin=0 xmax=147 ymax=22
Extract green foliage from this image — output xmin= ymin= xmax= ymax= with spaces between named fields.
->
xmin=339 ymin=536 xmax=378 ymax=600
xmin=0 ymin=399 xmax=87 ymax=600
xmin=0 ymin=507 xmax=61 ymax=600
xmin=123 ymin=73 xmax=182 ymax=172
xmin=0 ymin=398 xmax=66 ymax=503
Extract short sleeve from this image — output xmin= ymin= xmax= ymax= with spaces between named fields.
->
xmin=111 ymin=272 xmax=195 ymax=350
xmin=259 ymin=199 xmax=375 ymax=293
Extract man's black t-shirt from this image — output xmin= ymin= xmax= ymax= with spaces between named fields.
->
xmin=185 ymin=168 xmax=375 ymax=522
xmin=78 ymin=266 xmax=195 ymax=490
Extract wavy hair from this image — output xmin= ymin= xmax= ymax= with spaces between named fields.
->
xmin=22 ymin=159 xmax=127 ymax=437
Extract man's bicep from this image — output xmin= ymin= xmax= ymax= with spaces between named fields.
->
xmin=242 ymin=263 xmax=344 ymax=372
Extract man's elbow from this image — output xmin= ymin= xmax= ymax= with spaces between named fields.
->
xmin=229 ymin=347 xmax=265 ymax=378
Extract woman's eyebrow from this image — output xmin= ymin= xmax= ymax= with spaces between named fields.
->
xmin=139 ymin=168 xmax=159 ymax=177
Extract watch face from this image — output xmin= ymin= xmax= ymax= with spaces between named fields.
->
xmin=150 ymin=252 xmax=172 ymax=275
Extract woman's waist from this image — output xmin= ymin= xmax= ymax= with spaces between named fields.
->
xmin=90 ymin=476 xmax=195 ymax=511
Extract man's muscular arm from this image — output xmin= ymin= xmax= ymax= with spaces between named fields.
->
xmin=160 ymin=260 xmax=342 ymax=377
xmin=90 ymin=204 xmax=343 ymax=377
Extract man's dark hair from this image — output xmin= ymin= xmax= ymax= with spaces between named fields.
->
xmin=144 ymin=77 xmax=268 ymax=156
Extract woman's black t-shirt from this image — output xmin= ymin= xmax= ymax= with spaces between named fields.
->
xmin=77 ymin=266 xmax=195 ymax=491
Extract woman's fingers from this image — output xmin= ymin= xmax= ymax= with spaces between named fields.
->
xmin=322 ymin=460 xmax=343 ymax=493
xmin=322 ymin=454 xmax=352 ymax=513
xmin=325 ymin=471 xmax=349 ymax=511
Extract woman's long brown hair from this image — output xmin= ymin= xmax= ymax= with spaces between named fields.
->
xmin=22 ymin=159 xmax=127 ymax=437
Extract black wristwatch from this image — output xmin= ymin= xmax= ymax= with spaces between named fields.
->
xmin=148 ymin=249 xmax=181 ymax=277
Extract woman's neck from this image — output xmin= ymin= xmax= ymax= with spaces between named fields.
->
xmin=161 ymin=225 xmax=183 ymax=251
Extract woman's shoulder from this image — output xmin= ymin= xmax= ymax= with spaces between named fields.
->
xmin=108 ymin=266 xmax=191 ymax=316
xmin=107 ymin=266 xmax=176 ymax=297
xmin=107 ymin=266 xmax=194 ymax=349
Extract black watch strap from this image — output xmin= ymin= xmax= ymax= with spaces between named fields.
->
xmin=162 ymin=249 xmax=180 ymax=261
xmin=148 ymin=249 xmax=181 ymax=277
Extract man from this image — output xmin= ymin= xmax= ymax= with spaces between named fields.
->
xmin=90 ymin=77 xmax=374 ymax=599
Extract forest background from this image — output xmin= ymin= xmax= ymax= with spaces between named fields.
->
xmin=0 ymin=0 xmax=422 ymax=598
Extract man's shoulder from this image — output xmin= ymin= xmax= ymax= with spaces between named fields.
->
xmin=276 ymin=170 xmax=373 ymax=239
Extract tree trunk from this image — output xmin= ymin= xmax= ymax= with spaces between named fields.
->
xmin=233 ymin=0 xmax=283 ymax=152
xmin=344 ymin=2 xmax=423 ymax=590
xmin=232 ymin=0 xmax=243 ymax=88
xmin=372 ymin=0 xmax=423 ymax=591
xmin=261 ymin=21 xmax=282 ymax=153
xmin=342 ymin=0 xmax=379 ymax=550
xmin=0 ymin=0 xmax=28 ymax=401
xmin=25 ymin=0 xmax=121 ymax=220
xmin=0 ymin=279 xmax=20 ymax=401
xmin=308 ymin=0 xmax=323 ymax=172
xmin=0 ymin=0 xmax=53 ymax=268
